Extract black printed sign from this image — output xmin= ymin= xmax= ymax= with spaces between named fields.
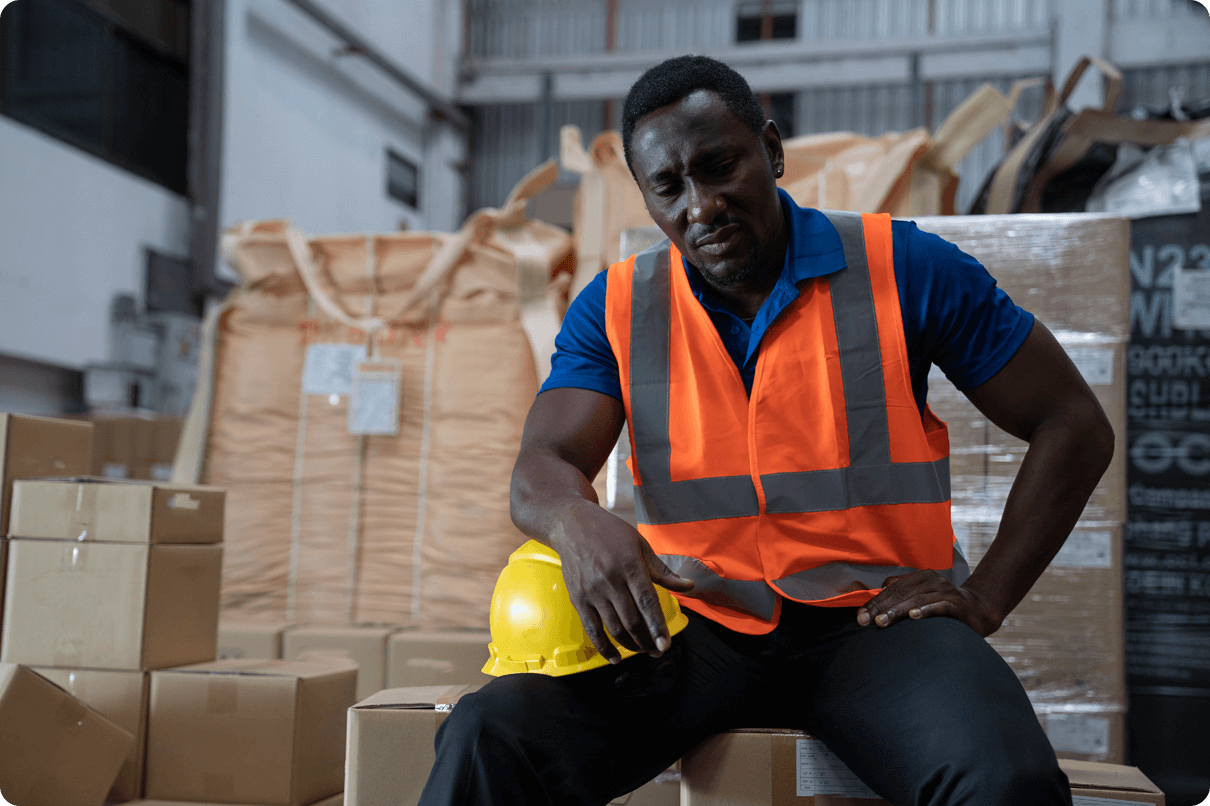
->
xmin=1126 ymin=194 xmax=1210 ymax=694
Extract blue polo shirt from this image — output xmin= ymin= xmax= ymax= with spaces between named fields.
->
xmin=541 ymin=189 xmax=1033 ymax=413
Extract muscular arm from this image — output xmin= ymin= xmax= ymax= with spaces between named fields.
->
xmin=511 ymin=388 xmax=694 ymax=662
xmin=858 ymin=320 xmax=1115 ymax=636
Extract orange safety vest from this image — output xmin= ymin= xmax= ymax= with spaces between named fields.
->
xmin=604 ymin=211 xmax=966 ymax=634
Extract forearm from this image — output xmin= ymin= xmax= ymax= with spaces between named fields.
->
xmin=961 ymin=399 xmax=1115 ymax=631
xmin=509 ymin=449 xmax=604 ymax=546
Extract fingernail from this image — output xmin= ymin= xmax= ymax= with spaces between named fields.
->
xmin=876 ymin=614 xmax=889 ymax=626
xmin=656 ymin=637 xmax=670 ymax=653
xmin=608 ymin=656 xmax=620 ymax=665
xmin=857 ymin=611 xmax=870 ymax=626
xmin=910 ymin=608 xmax=922 ymax=618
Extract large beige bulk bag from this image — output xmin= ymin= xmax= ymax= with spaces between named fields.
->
xmin=175 ymin=163 xmax=570 ymax=629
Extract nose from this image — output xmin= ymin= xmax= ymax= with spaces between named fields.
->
xmin=685 ymin=182 xmax=725 ymax=226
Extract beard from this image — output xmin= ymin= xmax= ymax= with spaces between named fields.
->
xmin=707 ymin=239 xmax=770 ymax=289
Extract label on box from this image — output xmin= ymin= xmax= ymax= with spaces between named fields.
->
xmin=1051 ymin=531 xmax=1113 ymax=569
xmin=1072 ymin=797 xmax=1149 ymax=806
xmin=1173 ymin=266 xmax=1210 ymax=330
xmin=795 ymin=738 xmax=879 ymax=798
xmin=348 ymin=360 xmax=402 ymax=435
xmin=303 ymin=344 xmax=368 ymax=395
xmin=1066 ymin=348 xmax=1114 ymax=386
xmin=1046 ymin=714 xmax=1109 ymax=756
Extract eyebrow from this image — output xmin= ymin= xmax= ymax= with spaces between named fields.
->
xmin=645 ymin=144 xmax=736 ymax=185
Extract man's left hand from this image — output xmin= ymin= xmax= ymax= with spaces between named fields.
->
xmin=856 ymin=571 xmax=1002 ymax=638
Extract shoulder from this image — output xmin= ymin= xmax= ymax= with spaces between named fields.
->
xmin=892 ymin=218 xmax=1035 ymax=390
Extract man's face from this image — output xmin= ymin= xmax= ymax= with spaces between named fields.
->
xmin=629 ymin=89 xmax=786 ymax=288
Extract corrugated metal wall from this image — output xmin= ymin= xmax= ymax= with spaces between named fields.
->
xmin=470 ymin=100 xmax=605 ymax=211
xmin=465 ymin=0 xmax=1208 ymax=220
xmin=1111 ymin=0 xmax=1206 ymax=23
xmin=1119 ymin=62 xmax=1210 ymax=114
xmin=467 ymin=0 xmax=607 ymax=60
xmin=467 ymin=0 xmax=1054 ymax=59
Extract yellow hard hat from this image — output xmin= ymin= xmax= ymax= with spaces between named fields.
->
xmin=482 ymin=539 xmax=690 ymax=677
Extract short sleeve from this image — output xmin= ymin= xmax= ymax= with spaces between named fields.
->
xmin=538 ymin=271 xmax=623 ymax=401
xmin=898 ymin=221 xmax=1034 ymax=392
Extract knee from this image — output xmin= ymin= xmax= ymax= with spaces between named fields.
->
xmin=435 ymin=687 xmax=514 ymax=751
xmin=433 ymin=676 xmax=546 ymax=754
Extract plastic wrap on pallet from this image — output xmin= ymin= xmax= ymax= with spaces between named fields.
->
xmin=917 ymin=213 xmax=1130 ymax=761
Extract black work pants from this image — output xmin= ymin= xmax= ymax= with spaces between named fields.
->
xmin=418 ymin=601 xmax=1071 ymax=806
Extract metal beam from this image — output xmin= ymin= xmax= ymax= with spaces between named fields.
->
xmin=279 ymin=0 xmax=469 ymax=133
xmin=188 ymin=0 xmax=231 ymax=297
xmin=458 ymin=31 xmax=1053 ymax=103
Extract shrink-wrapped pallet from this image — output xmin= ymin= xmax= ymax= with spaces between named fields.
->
xmin=175 ymin=163 xmax=572 ymax=629
xmin=917 ymin=213 xmax=1130 ymax=761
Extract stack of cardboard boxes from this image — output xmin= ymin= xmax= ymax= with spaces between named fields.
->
xmin=0 ymin=413 xmax=353 ymax=806
xmin=218 ymin=623 xmax=494 ymax=704
xmin=918 ymin=213 xmax=1132 ymax=763
xmin=86 ymin=414 xmax=184 ymax=482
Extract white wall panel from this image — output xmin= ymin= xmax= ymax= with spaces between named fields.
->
xmin=219 ymin=0 xmax=467 ymax=264
xmin=0 ymin=115 xmax=190 ymax=370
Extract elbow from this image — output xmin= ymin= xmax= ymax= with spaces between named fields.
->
xmin=509 ymin=465 xmax=531 ymax=533
xmin=1086 ymin=401 xmax=1116 ymax=478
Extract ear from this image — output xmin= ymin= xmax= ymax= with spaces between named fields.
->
xmin=761 ymin=119 xmax=785 ymax=180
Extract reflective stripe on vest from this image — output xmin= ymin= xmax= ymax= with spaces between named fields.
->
xmin=629 ymin=211 xmax=949 ymax=527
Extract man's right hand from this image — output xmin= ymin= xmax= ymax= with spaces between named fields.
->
xmin=549 ymin=500 xmax=695 ymax=664
xmin=509 ymin=387 xmax=695 ymax=664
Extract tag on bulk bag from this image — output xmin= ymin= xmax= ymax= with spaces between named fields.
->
xmin=348 ymin=358 xmax=403 ymax=435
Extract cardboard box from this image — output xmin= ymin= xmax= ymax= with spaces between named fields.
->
xmin=284 ymin=626 xmax=396 ymax=702
xmin=1041 ymin=709 xmax=1126 ymax=765
xmin=0 ymin=538 xmax=7 ymax=642
xmin=345 ymin=685 xmax=473 ymax=806
xmin=219 ymin=621 xmax=293 ymax=660
xmin=146 ymin=659 xmax=356 ymax=806
xmin=913 ymin=215 xmax=1130 ymax=763
xmin=87 ymin=414 xmax=184 ymax=481
xmin=608 ymin=769 xmax=679 ymax=806
xmin=679 ymin=729 xmax=1164 ymax=805
xmin=0 ymin=662 xmax=134 ymax=806
xmin=9 ymin=477 xmax=224 ymax=544
xmin=1062 ymin=759 xmax=1165 ymax=804
xmin=948 ymin=517 xmax=1127 ymax=762
xmin=386 ymin=631 xmax=493 ymax=689
xmin=345 ymin=684 xmax=676 ymax=806
xmin=0 ymin=413 xmax=93 ymax=535
xmin=127 ymin=797 xmax=342 ymax=806
xmin=1 ymin=539 xmax=222 ymax=670
xmin=127 ymin=793 xmax=343 ymax=798
xmin=32 ymin=667 xmax=149 ymax=801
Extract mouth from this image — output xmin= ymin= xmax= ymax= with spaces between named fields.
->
xmin=691 ymin=224 xmax=742 ymax=255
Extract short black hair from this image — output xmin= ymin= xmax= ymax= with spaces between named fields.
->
xmin=621 ymin=55 xmax=766 ymax=173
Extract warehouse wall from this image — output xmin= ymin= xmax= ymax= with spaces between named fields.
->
xmin=0 ymin=114 xmax=191 ymax=370
xmin=218 ymin=0 xmax=467 ymax=284
xmin=466 ymin=0 xmax=1053 ymax=59
xmin=463 ymin=0 xmax=1210 ymax=227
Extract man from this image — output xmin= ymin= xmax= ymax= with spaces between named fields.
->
xmin=419 ymin=55 xmax=1112 ymax=805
